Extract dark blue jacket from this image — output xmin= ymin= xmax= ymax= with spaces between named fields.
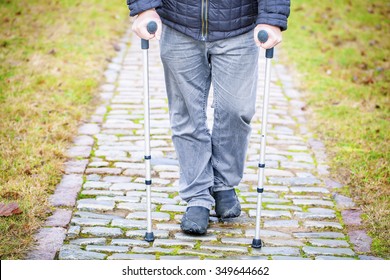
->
xmin=127 ymin=0 xmax=290 ymax=42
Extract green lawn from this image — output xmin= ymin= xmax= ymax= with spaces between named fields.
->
xmin=281 ymin=0 xmax=389 ymax=258
xmin=0 ymin=0 xmax=128 ymax=259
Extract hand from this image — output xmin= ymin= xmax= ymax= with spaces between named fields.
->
xmin=254 ymin=24 xmax=282 ymax=49
xmin=132 ymin=9 xmax=162 ymax=40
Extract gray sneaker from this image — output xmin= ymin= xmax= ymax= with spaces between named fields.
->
xmin=212 ymin=189 xmax=241 ymax=219
xmin=180 ymin=206 xmax=210 ymax=235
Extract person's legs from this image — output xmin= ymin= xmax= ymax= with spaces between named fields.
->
xmin=208 ymin=31 xmax=259 ymax=216
xmin=160 ymin=25 xmax=259 ymax=227
xmin=159 ymin=25 xmax=214 ymax=231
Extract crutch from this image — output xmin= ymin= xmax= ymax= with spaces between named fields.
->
xmin=252 ymin=30 xmax=274 ymax=249
xmin=141 ymin=21 xmax=158 ymax=242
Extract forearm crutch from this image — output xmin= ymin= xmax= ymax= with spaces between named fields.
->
xmin=141 ymin=21 xmax=157 ymax=242
xmin=252 ymin=30 xmax=274 ymax=249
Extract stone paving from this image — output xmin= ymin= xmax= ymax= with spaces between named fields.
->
xmin=27 ymin=28 xmax=376 ymax=260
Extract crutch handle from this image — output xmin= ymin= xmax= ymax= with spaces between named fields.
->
xmin=141 ymin=21 xmax=158 ymax=50
xmin=257 ymin=30 xmax=274 ymax=59
xmin=146 ymin=21 xmax=158 ymax=34
xmin=257 ymin=30 xmax=269 ymax=44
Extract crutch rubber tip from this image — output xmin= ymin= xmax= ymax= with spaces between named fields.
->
xmin=144 ymin=232 xmax=155 ymax=242
xmin=251 ymin=238 xmax=263 ymax=249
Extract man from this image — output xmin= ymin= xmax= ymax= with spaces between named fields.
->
xmin=127 ymin=0 xmax=290 ymax=235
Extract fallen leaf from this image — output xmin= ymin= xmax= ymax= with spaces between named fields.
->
xmin=1 ymin=191 xmax=20 ymax=200
xmin=0 ymin=202 xmax=22 ymax=217
xmin=294 ymin=6 xmax=304 ymax=12
xmin=359 ymin=63 xmax=368 ymax=70
xmin=369 ymin=40 xmax=378 ymax=46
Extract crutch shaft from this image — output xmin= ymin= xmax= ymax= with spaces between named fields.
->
xmin=252 ymin=30 xmax=274 ymax=249
xmin=253 ymin=57 xmax=272 ymax=245
xmin=143 ymin=48 xmax=153 ymax=237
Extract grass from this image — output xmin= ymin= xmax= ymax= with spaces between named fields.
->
xmin=0 ymin=0 xmax=128 ymax=259
xmin=281 ymin=0 xmax=389 ymax=258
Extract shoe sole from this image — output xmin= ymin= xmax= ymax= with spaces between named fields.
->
xmin=180 ymin=215 xmax=208 ymax=235
xmin=181 ymin=227 xmax=207 ymax=235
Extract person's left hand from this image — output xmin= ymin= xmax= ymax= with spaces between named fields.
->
xmin=254 ymin=24 xmax=282 ymax=49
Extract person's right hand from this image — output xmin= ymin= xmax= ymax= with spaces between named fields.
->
xmin=254 ymin=24 xmax=282 ymax=49
xmin=132 ymin=9 xmax=162 ymax=40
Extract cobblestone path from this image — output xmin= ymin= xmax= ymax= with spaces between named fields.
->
xmin=28 ymin=29 xmax=367 ymax=260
